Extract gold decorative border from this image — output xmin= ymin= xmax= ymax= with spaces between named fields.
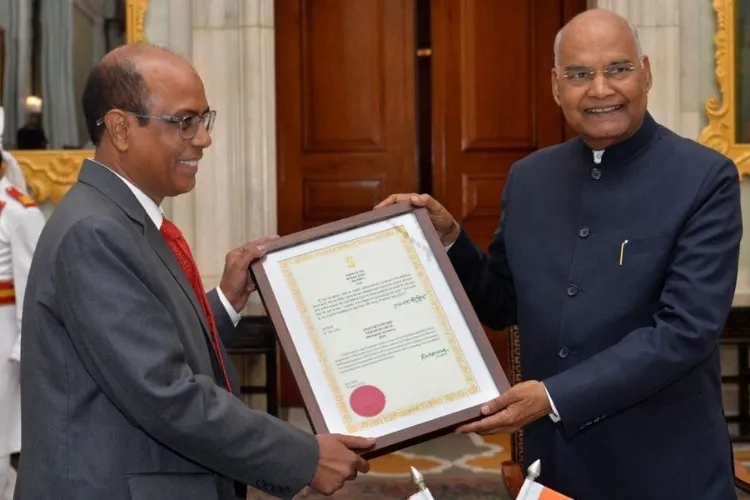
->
xmin=280 ymin=226 xmax=478 ymax=434
xmin=698 ymin=0 xmax=750 ymax=175
xmin=7 ymin=0 xmax=149 ymax=204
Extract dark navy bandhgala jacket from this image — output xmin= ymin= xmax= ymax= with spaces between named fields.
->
xmin=448 ymin=113 xmax=740 ymax=499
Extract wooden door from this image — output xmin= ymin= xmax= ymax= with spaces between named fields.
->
xmin=431 ymin=0 xmax=587 ymax=362
xmin=275 ymin=0 xmax=417 ymax=406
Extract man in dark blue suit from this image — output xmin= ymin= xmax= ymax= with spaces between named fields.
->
xmin=377 ymin=8 xmax=740 ymax=499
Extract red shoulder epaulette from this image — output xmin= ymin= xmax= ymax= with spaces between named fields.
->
xmin=5 ymin=186 xmax=36 ymax=208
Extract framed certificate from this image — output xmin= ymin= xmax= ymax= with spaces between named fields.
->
xmin=251 ymin=202 xmax=510 ymax=458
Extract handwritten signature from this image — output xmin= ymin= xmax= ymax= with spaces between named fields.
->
xmin=421 ymin=348 xmax=449 ymax=361
xmin=393 ymin=294 xmax=427 ymax=308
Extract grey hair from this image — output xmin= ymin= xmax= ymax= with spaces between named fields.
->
xmin=553 ymin=19 xmax=644 ymax=67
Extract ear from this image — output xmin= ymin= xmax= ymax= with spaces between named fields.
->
xmin=551 ymin=68 xmax=562 ymax=106
xmin=641 ymin=56 xmax=653 ymax=91
xmin=103 ymin=110 xmax=131 ymax=152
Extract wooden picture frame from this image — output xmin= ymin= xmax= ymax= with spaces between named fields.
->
xmin=251 ymin=202 xmax=509 ymax=458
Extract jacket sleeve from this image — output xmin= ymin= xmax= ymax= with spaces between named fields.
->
xmin=207 ymin=288 xmax=244 ymax=398
xmin=447 ymin=167 xmax=517 ymax=330
xmin=54 ymin=215 xmax=319 ymax=499
xmin=208 ymin=288 xmax=240 ymax=345
xmin=9 ymin=206 xmax=45 ymax=361
xmin=543 ymin=158 xmax=742 ymax=437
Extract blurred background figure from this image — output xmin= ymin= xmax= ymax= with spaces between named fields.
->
xmin=0 ymin=106 xmax=45 ymax=500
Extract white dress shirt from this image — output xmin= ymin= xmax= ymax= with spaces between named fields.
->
xmin=103 ymin=164 xmax=241 ymax=327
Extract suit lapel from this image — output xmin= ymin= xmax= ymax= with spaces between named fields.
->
xmin=144 ymin=222 xmax=214 ymax=345
xmin=76 ymin=160 xmax=221 ymax=371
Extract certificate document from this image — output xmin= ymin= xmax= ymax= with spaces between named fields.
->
xmin=256 ymin=206 xmax=505 ymax=443
xmin=281 ymin=224 xmax=477 ymax=434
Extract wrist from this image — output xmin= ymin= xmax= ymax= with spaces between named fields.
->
xmin=219 ymin=286 xmax=245 ymax=313
xmin=441 ymin=221 xmax=461 ymax=247
xmin=229 ymin=296 xmax=245 ymax=313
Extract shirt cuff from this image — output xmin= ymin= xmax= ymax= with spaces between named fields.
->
xmin=217 ymin=287 xmax=242 ymax=327
xmin=543 ymin=382 xmax=561 ymax=423
xmin=9 ymin=335 xmax=21 ymax=362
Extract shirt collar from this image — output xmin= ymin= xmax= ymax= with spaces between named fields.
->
xmin=91 ymin=160 xmax=163 ymax=229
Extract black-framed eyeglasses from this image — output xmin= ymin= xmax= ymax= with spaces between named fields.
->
xmin=96 ymin=110 xmax=216 ymax=139
xmin=561 ymin=62 xmax=637 ymax=86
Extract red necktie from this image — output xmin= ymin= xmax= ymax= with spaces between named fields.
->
xmin=160 ymin=217 xmax=232 ymax=392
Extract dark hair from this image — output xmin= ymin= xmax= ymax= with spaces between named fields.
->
xmin=16 ymin=123 xmax=48 ymax=150
xmin=82 ymin=58 xmax=151 ymax=146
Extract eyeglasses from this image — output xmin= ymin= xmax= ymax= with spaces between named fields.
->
xmin=96 ymin=110 xmax=216 ymax=139
xmin=560 ymin=62 xmax=637 ymax=86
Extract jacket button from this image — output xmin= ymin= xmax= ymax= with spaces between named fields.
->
xmin=566 ymin=284 xmax=578 ymax=296
xmin=558 ymin=346 xmax=570 ymax=359
xmin=591 ymin=168 xmax=602 ymax=180
xmin=579 ymin=226 xmax=590 ymax=238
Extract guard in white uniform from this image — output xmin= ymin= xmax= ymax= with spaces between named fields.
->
xmin=0 ymin=107 xmax=45 ymax=500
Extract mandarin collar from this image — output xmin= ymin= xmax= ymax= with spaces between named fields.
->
xmin=577 ymin=111 xmax=658 ymax=166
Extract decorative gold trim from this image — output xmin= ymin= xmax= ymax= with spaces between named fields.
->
xmin=17 ymin=150 xmax=92 ymax=204
xmin=126 ymin=0 xmax=149 ymax=44
xmin=698 ymin=0 xmax=750 ymax=175
xmin=8 ymin=0 xmax=149 ymax=204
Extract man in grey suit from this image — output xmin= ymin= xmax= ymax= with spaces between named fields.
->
xmin=15 ymin=44 xmax=373 ymax=500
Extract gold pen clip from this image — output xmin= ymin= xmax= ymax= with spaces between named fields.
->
xmin=619 ymin=239 xmax=629 ymax=266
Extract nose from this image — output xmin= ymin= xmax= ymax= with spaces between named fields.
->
xmin=587 ymin=72 xmax=615 ymax=99
xmin=191 ymin=122 xmax=212 ymax=148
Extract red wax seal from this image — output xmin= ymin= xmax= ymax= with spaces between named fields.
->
xmin=349 ymin=385 xmax=386 ymax=417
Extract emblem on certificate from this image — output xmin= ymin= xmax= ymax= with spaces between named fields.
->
xmin=251 ymin=202 xmax=510 ymax=457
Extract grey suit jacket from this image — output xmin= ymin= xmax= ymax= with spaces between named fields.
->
xmin=15 ymin=160 xmax=318 ymax=500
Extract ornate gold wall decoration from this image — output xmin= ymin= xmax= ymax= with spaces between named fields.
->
xmin=7 ymin=0 xmax=149 ymax=204
xmin=699 ymin=0 xmax=750 ymax=175
xmin=127 ymin=0 xmax=149 ymax=44
xmin=17 ymin=151 xmax=90 ymax=204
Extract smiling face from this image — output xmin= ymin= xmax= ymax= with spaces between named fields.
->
xmin=98 ymin=48 xmax=213 ymax=205
xmin=551 ymin=11 xmax=652 ymax=150
xmin=126 ymin=57 xmax=212 ymax=202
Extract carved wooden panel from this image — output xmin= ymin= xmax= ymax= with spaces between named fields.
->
xmin=461 ymin=173 xmax=508 ymax=221
xmin=301 ymin=2 xmax=386 ymax=152
xmin=458 ymin=1 xmax=535 ymax=151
